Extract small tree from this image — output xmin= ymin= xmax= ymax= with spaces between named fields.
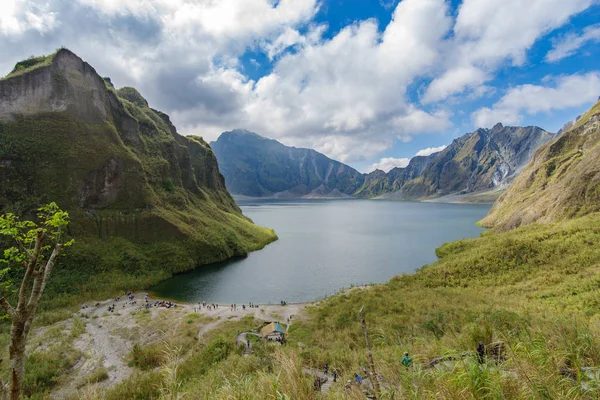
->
xmin=0 ymin=203 xmax=73 ymax=400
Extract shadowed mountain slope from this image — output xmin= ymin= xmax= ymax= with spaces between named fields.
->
xmin=211 ymin=130 xmax=365 ymax=197
xmin=212 ymin=125 xmax=554 ymax=201
xmin=0 ymin=49 xmax=276 ymax=297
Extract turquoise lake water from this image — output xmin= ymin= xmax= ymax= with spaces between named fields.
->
xmin=150 ymin=199 xmax=491 ymax=304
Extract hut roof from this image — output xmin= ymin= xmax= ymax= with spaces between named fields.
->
xmin=260 ymin=322 xmax=285 ymax=337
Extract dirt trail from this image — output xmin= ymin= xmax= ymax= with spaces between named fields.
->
xmin=46 ymin=293 xmax=307 ymax=398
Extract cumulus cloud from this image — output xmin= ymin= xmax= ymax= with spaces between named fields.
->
xmin=367 ymin=157 xmax=410 ymax=173
xmin=545 ymin=23 xmax=600 ymax=62
xmin=0 ymin=0 xmax=58 ymax=35
xmin=0 ymin=0 xmax=596 ymax=164
xmin=234 ymin=0 xmax=454 ymax=161
xmin=423 ymin=0 xmax=594 ymax=103
xmin=472 ymin=71 xmax=600 ymax=128
xmin=368 ymin=145 xmax=447 ymax=173
xmin=415 ymin=145 xmax=447 ymax=157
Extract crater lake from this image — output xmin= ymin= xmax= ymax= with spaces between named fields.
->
xmin=150 ymin=200 xmax=491 ymax=304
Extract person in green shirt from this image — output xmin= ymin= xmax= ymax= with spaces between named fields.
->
xmin=401 ymin=351 xmax=413 ymax=369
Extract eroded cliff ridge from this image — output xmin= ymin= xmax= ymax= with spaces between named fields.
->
xmin=211 ymin=125 xmax=554 ymax=201
xmin=0 ymin=49 xmax=276 ymax=289
xmin=211 ymin=130 xmax=365 ymax=197
xmin=482 ymin=100 xmax=600 ymax=230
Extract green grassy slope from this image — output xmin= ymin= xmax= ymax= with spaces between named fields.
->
xmin=482 ymin=100 xmax=600 ymax=230
xmin=90 ymin=212 xmax=600 ymax=400
xmin=291 ymin=212 xmax=600 ymax=398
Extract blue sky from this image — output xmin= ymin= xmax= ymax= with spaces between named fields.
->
xmin=1 ymin=0 xmax=599 ymax=173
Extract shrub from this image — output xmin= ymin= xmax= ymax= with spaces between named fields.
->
xmin=163 ymin=179 xmax=175 ymax=192
xmin=130 ymin=343 xmax=165 ymax=370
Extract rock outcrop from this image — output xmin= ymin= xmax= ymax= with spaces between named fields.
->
xmin=212 ymin=125 xmax=554 ymax=201
xmin=396 ymin=124 xmax=555 ymax=199
xmin=0 ymin=49 xmax=276 ymax=279
xmin=482 ymin=100 xmax=600 ymax=230
xmin=210 ymin=130 xmax=365 ymax=197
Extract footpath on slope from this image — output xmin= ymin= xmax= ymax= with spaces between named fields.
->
xmin=43 ymin=292 xmax=306 ymax=399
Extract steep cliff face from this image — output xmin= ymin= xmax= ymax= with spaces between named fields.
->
xmin=211 ymin=130 xmax=365 ymax=197
xmin=212 ymin=125 xmax=554 ymax=201
xmin=482 ymin=100 xmax=600 ymax=230
xmin=0 ymin=49 xmax=275 ymax=280
xmin=354 ymin=154 xmax=437 ymax=198
xmin=397 ymin=124 xmax=554 ymax=199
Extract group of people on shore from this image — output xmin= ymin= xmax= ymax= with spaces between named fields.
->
xmin=191 ymin=302 xmax=267 ymax=313
xmin=194 ymin=302 xmax=219 ymax=312
xmin=153 ymin=300 xmax=177 ymax=309
xmin=85 ymin=295 xmax=293 ymax=315
xmin=80 ymin=291 xmax=182 ymax=314
xmin=232 ymin=303 xmax=261 ymax=311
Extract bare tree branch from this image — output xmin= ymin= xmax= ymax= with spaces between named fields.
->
xmin=27 ymin=244 xmax=62 ymax=315
xmin=29 ymin=230 xmax=44 ymax=272
xmin=16 ymin=230 xmax=44 ymax=314
xmin=37 ymin=244 xmax=62 ymax=301
xmin=0 ymin=297 xmax=15 ymax=319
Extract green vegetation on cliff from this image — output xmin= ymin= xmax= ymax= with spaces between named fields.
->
xmin=2 ymin=52 xmax=57 ymax=80
xmin=0 ymin=49 xmax=276 ymax=306
xmin=483 ymin=100 xmax=600 ymax=230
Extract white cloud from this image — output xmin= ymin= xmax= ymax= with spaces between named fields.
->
xmin=262 ymin=28 xmax=304 ymax=60
xmin=415 ymin=145 xmax=447 ymax=157
xmin=545 ymin=23 xmax=600 ymax=62
xmin=423 ymin=66 xmax=488 ymax=104
xmin=261 ymin=24 xmax=326 ymax=60
xmin=76 ymin=0 xmax=320 ymax=42
xmin=367 ymin=157 xmax=410 ymax=173
xmin=0 ymin=0 xmax=58 ymax=35
xmin=233 ymin=0 xmax=453 ymax=161
xmin=367 ymin=145 xmax=447 ymax=173
xmin=423 ymin=0 xmax=594 ymax=103
xmin=0 ymin=0 xmax=597 ymax=165
xmin=166 ymin=0 xmax=319 ymax=41
xmin=472 ymin=71 xmax=600 ymax=127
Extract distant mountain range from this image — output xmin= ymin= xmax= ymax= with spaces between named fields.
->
xmin=211 ymin=124 xmax=555 ymax=202
xmin=210 ymin=130 xmax=365 ymax=198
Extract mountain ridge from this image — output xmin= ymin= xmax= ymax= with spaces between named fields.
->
xmin=0 ymin=49 xmax=276 ymax=295
xmin=212 ymin=124 xmax=555 ymax=201
xmin=210 ymin=129 xmax=365 ymax=198
xmin=481 ymin=99 xmax=600 ymax=230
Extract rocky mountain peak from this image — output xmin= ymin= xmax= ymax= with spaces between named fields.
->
xmin=0 ymin=49 xmax=275 ymax=272
xmin=1 ymin=48 xmax=111 ymax=124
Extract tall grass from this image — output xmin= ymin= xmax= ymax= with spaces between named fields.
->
xmin=22 ymin=213 xmax=600 ymax=398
